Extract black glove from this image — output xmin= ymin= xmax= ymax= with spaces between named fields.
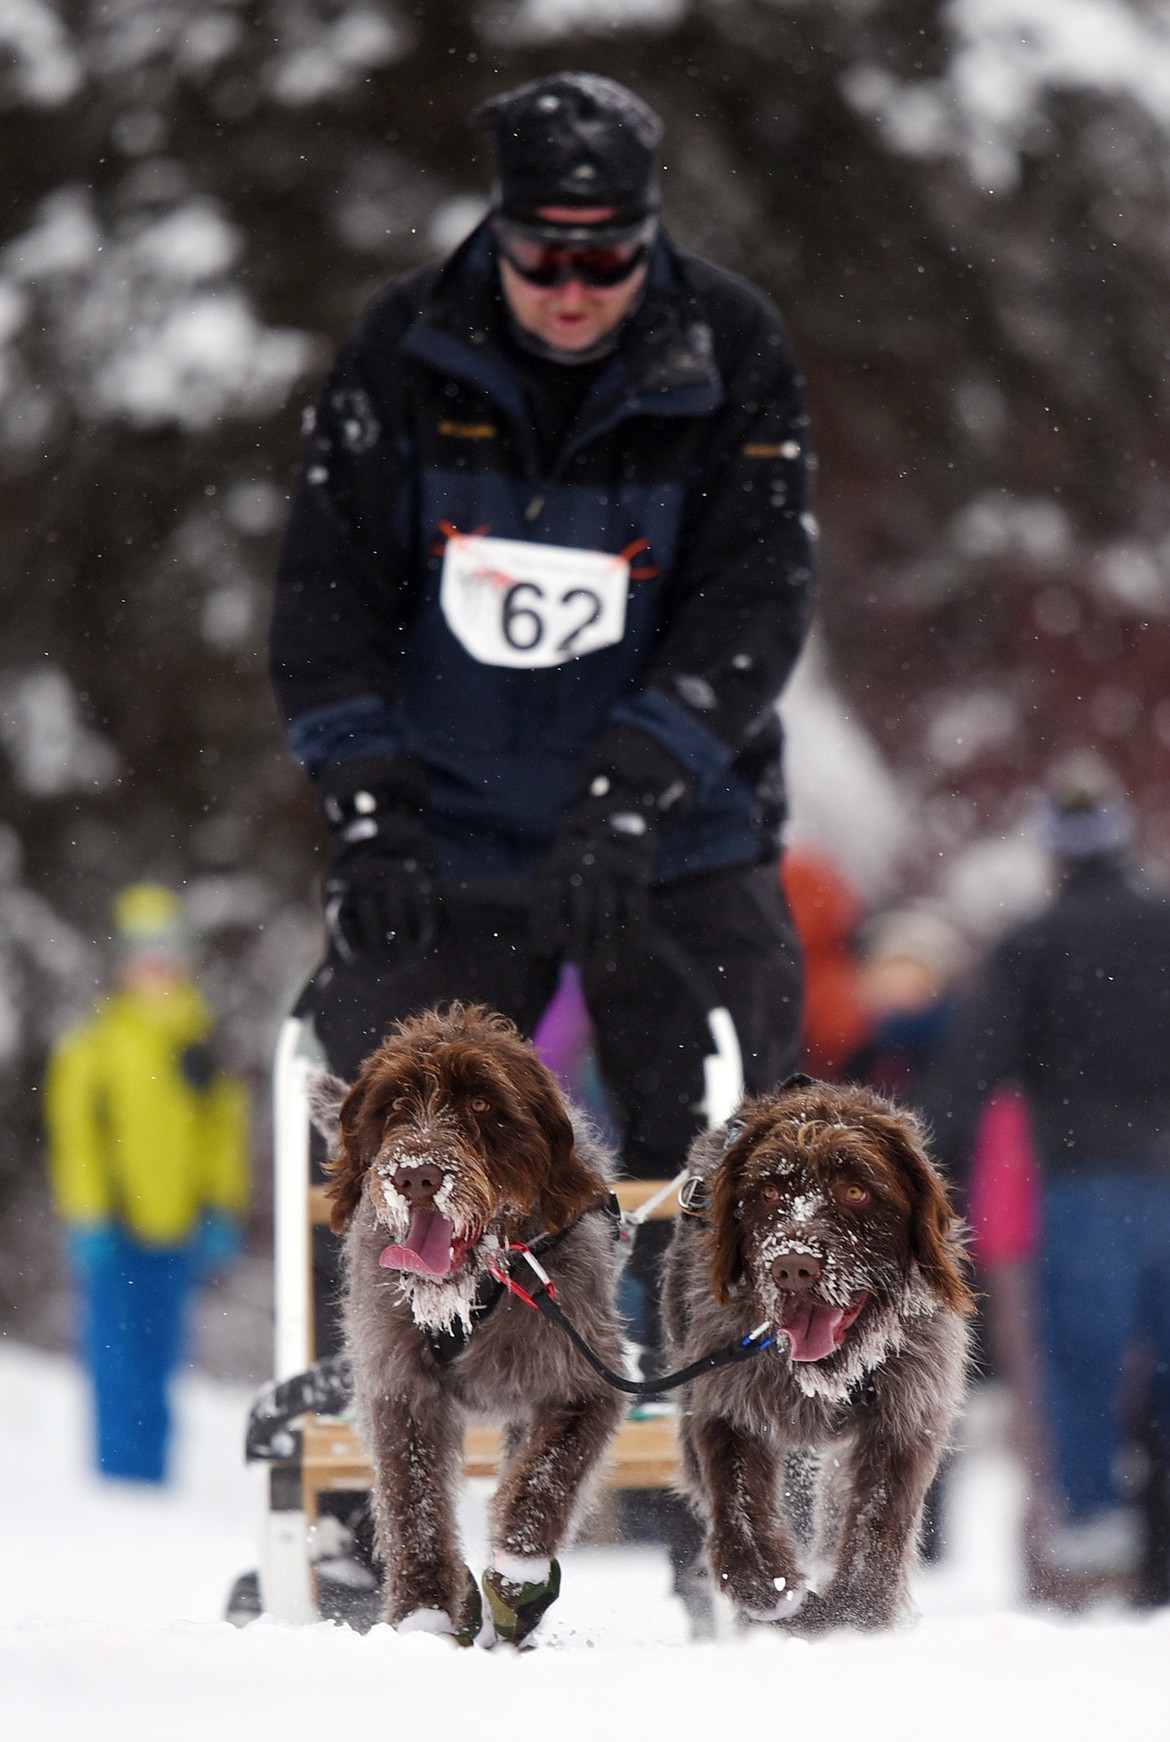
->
xmin=531 ymin=725 xmax=693 ymax=964
xmin=320 ymin=754 xmax=436 ymax=961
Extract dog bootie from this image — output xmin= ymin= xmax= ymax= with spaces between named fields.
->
xmin=481 ymin=1558 xmax=561 ymax=1646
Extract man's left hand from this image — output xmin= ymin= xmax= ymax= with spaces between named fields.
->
xmin=531 ymin=725 xmax=692 ymax=964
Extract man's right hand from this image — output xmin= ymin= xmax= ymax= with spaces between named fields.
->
xmin=320 ymin=754 xmax=436 ymax=961
xmin=530 ymin=724 xmax=692 ymax=964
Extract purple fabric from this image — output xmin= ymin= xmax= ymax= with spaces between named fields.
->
xmin=532 ymin=963 xmax=593 ymax=1086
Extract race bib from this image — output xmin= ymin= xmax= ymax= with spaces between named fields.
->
xmin=439 ymin=532 xmax=629 ymax=669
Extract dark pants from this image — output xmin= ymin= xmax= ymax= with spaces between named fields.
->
xmin=1039 ymin=1169 xmax=1170 ymax=1521
xmin=312 ymin=861 xmax=803 ymax=1179
xmin=77 ymin=1232 xmax=192 ymax=1483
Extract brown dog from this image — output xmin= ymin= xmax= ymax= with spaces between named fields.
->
xmin=310 ymin=1004 xmax=626 ymax=1644
xmin=662 ymin=1076 xmax=974 ymax=1632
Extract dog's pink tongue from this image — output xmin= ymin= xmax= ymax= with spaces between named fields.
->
xmin=379 ymin=1207 xmax=455 ymax=1277
xmin=781 ymin=1301 xmax=847 ymax=1363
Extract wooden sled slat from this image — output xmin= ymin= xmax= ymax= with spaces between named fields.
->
xmin=301 ymin=1412 xmax=679 ymax=1512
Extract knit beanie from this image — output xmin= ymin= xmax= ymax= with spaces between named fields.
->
xmin=473 ymin=72 xmax=662 ymax=222
xmin=113 ymin=883 xmax=189 ymax=958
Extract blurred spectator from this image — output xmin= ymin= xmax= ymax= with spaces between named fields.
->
xmin=45 ymin=885 xmax=249 ymax=1483
xmin=845 ymin=903 xmax=969 ymax=1103
xmin=963 ymin=1085 xmax=1062 ymax=1599
xmin=782 ymin=848 xmax=868 ymax=1079
xmin=928 ymin=753 xmax=1170 ymax=1596
xmin=967 ymin=1089 xmax=1040 ymax=1277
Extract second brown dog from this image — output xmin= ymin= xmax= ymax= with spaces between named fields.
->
xmin=663 ymin=1075 xmax=974 ymax=1632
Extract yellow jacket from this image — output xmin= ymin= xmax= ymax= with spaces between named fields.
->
xmin=45 ymin=982 xmax=249 ymax=1246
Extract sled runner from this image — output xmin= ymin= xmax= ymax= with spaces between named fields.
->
xmin=245 ymin=982 xmax=743 ymax=1625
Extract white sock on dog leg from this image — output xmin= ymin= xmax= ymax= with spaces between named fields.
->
xmin=396 ymin=1608 xmax=456 ymax=1636
xmin=492 ymin=1550 xmax=551 ymax=1584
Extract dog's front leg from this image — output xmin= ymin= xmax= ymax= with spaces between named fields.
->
xmin=480 ymin=1391 xmax=623 ymax=1645
xmin=797 ymin=1425 xmax=940 ymax=1632
xmin=688 ymin=1413 xmax=806 ymax=1620
xmin=363 ymin=1387 xmax=472 ymax=1635
xmin=490 ymin=1390 xmax=624 ymax=1564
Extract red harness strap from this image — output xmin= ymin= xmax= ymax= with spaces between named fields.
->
xmin=485 ymin=1241 xmax=558 ymax=1312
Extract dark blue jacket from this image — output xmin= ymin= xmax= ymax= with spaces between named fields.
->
xmin=271 ymin=222 xmax=816 ymax=883
xmin=925 ymin=860 xmax=1170 ymax=1180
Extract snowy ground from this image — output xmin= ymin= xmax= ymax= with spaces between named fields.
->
xmin=2 ymin=1341 xmax=1167 ymax=1739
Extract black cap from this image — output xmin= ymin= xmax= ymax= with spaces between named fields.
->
xmin=473 ymin=72 xmax=662 ymax=223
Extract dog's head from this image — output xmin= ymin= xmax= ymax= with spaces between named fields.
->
xmin=311 ymin=1004 xmax=607 ymax=1301
xmin=706 ymin=1078 xmax=973 ymax=1383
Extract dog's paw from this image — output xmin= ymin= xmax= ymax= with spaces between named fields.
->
xmin=394 ymin=1567 xmax=485 ymax=1647
xmin=712 ymin=1549 xmax=807 ymax=1622
xmin=396 ymin=1607 xmax=462 ymax=1640
xmin=737 ymin=1574 xmax=808 ymax=1624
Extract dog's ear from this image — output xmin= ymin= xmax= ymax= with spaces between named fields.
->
xmin=879 ymin=1113 xmax=976 ymax=1318
xmin=307 ymin=1069 xmax=350 ymax=1141
xmin=537 ymin=1101 xmax=609 ymax=1236
xmin=323 ymin=1075 xmax=373 ymax=1236
xmin=707 ymin=1126 xmax=749 ymax=1305
xmin=777 ymin=1072 xmax=815 ymax=1095
xmin=516 ymin=1056 xmax=608 ymax=1235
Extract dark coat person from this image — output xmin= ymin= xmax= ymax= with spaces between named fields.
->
xmin=270 ymin=73 xmax=812 ymax=1187
xmin=929 ymin=754 xmax=1170 ymax=1584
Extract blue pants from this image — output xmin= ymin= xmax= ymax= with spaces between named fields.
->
xmin=77 ymin=1232 xmax=193 ymax=1483
xmin=1039 ymin=1170 xmax=1170 ymax=1521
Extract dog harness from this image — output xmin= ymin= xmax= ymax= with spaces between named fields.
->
xmin=424 ymin=1190 xmax=625 ymax=1367
xmin=421 ymin=1172 xmax=775 ymax=1394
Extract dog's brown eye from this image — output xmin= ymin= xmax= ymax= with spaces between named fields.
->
xmin=469 ymin=1096 xmax=490 ymax=1114
xmin=762 ymin=1184 xmax=781 ymax=1202
xmin=838 ymin=1182 xmax=870 ymax=1205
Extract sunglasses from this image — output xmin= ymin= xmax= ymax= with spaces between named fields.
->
xmin=494 ymin=217 xmax=655 ymax=289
